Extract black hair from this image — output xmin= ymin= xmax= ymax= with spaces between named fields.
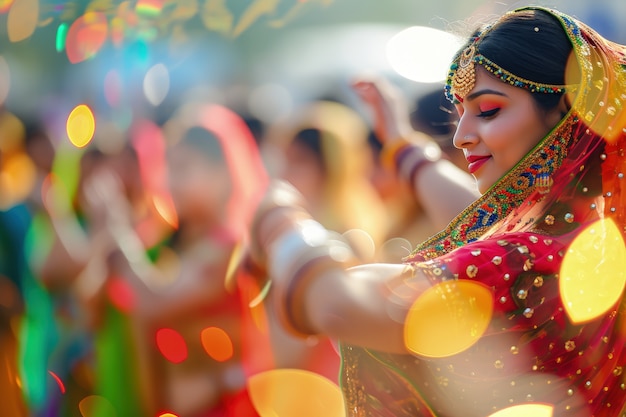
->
xmin=461 ymin=9 xmax=577 ymax=110
xmin=410 ymin=88 xmax=456 ymax=137
xmin=293 ymin=128 xmax=326 ymax=172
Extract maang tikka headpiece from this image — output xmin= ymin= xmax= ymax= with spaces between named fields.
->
xmin=444 ymin=20 xmax=573 ymax=102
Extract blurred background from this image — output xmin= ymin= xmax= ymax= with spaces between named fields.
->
xmin=0 ymin=0 xmax=625 ymax=416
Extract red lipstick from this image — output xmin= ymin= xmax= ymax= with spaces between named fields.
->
xmin=466 ymin=154 xmax=491 ymax=174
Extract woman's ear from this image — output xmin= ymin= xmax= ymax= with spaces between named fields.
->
xmin=560 ymin=91 xmax=572 ymax=115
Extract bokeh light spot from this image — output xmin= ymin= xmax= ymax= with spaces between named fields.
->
xmin=55 ymin=22 xmax=69 ymax=52
xmin=0 ymin=152 xmax=36 ymax=209
xmin=0 ymin=0 xmax=14 ymax=13
xmin=386 ymin=26 xmax=463 ymax=83
xmin=106 ymin=277 xmax=136 ymax=313
xmin=136 ymin=0 xmax=163 ymax=18
xmin=343 ymin=228 xmax=376 ymax=262
xmin=201 ymin=327 xmax=234 ymax=362
xmin=65 ymin=12 xmax=108 ymax=64
xmin=156 ymin=328 xmax=188 ymax=364
xmin=248 ymin=369 xmax=344 ymax=417
xmin=78 ymin=395 xmax=117 ymax=417
xmin=404 ymin=280 xmax=493 ymax=358
xmin=0 ymin=56 xmax=10 ymax=105
xmin=143 ymin=63 xmax=170 ymax=106
xmin=7 ymin=0 xmax=38 ymax=42
xmin=560 ymin=218 xmax=626 ymax=324
xmin=488 ymin=403 xmax=554 ymax=417
xmin=66 ymin=104 xmax=96 ymax=148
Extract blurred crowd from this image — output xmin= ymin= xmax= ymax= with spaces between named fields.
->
xmin=0 ymin=70 xmax=466 ymax=417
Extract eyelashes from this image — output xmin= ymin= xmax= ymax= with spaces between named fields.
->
xmin=477 ymin=102 xmax=501 ymax=118
xmin=477 ymin=107 xmax=500 ymax=118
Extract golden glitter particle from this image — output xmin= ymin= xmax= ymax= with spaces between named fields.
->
xmin=523 ymin=308 xmax=534 ymax=318
xmin=466 ymin=264 xmax=478 ymax=278
xmin=567 ymin=389 xmax=574 ymax=396
xmin=545 ymin=215 xmax=555 ymax=225
xmin=613 ymin=366 xmax=623 ymax=376
xmin=503 ymin=273 xmax=510 ymax=281
xmin=576 ymin=369 xmax=582 ymax=375
xmin=608 ymin=353 xmax=614 ymax=360
xmin=517 ymin=245 xmax=529 ymax=254
xmin=604 ymin=386 xmax=610 ymax=392
xmin=543 ymin=239 xmax=553 ymax=245
xmin=499 ymin=296 xmax=507 ymax=304
xmin=491 ymin=256 xmax=502 ymax=265
xmin=494 ymin=360 xmax=504 ymax=369
xmin=585 ymin=381 xmax=592 ymax=389
xmin=526 ymin=394 xmax=534 ymax=401
xmin=510 ymin=380 xmax=516 ymax=386
xmin=529 ymin=235 xmax=539 ymax=243
xmin=497 ymin=240 xmax=508 ymax=246
xmin=523 ymin=259 xmax=534 ymax=271
xmin=620 ymin=383 xmax=625 ymax=390
xmin=603 ymin=336 xmax=609 ymax=343
xmin=556 ymin=357 xmax=563 ymax=364
xmin=517 ymin=290 xmax=528 ymax=300
xmin=471 ymin=249 xmax=481 ymax=256
xmin=565 ymin=341 xmax=576 ymax=352
xmin=547 ymin=255 xmax=554 ymax=262
xmin=564 ymin=213 xmax=575 ymax=223
xmin=534 ymin=276 xmax=544 ymax=287
xmin=510 ymin=346 xmax=519 ymax=355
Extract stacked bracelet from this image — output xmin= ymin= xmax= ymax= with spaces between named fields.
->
xmin=267 ymin=219 xmax=354 ymax=337
xmin=381 ymin=138 xmax=446 ymax=188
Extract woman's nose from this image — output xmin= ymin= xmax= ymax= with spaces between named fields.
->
xmin=452 ymin=118 xmax=478 ymax=149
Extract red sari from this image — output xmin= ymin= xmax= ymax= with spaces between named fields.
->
xmin=340 ymin=7 xmax=626 ymax=417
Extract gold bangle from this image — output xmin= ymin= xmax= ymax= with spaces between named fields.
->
xmin=380 ymin=139 xmax=412 ymax=171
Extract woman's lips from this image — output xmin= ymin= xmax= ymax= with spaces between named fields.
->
xmin=466 ymin=155 xmax=491 ymax=174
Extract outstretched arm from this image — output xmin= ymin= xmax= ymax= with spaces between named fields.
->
xmin=252 ymin=181 xmax=427 ymax=354
xmin=352 ymin=77 xmax=478 ymax=228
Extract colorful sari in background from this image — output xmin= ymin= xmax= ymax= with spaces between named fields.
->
xmin=340 ymin=7 xmax=626 ymax=417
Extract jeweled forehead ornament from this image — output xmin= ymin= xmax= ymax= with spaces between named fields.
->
xmin=444 ymin=28 xmax=572 ymax=102
xmin=450 ymin=44 xmax=478 ymax=101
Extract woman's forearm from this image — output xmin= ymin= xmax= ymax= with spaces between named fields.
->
xmin=414 ymin=159 xmax=479 ymax=229
xmin=290 ymin=262 xmax=415 ymax=354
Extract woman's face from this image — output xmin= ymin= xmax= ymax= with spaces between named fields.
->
xmin=167 ymin=144 xmax=230 ymax=222
xmin=453 ymin=67 xmax=564 ymax=194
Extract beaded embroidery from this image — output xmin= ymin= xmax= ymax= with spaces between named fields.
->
xmin=408 ymin=115 xmax=576 ymax=261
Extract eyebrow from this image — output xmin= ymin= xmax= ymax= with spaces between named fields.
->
xmin=465 ymin=89 xmax=508 ymax=101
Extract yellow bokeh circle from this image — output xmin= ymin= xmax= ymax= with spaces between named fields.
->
xmin=560 ymin=218 xmax=626 ymax=324
xmin=404 ymin=280 xmax=494 ymax=358
xmin=66 ymin=104 xmax=96 ymax=148
xmin=248 ymin=369 xmax=344 ymax=417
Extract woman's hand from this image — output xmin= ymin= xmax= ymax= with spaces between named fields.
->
xmin=351 ymin=77 xmax=414 ymax=144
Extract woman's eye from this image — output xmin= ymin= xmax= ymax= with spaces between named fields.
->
xmin=477 ymin=107 xmax=500 ymax=118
